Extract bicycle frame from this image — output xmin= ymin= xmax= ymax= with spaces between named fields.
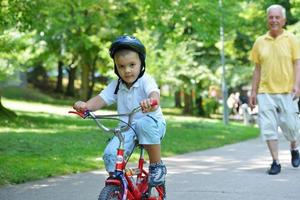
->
xmin=69 ymin=100 xmax=165 ymax=200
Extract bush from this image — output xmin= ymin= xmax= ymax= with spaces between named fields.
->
xmin=202 ymin=97 xmax=219 ymax=117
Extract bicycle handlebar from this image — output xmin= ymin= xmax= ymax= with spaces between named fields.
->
xmin=69 ymin=99 xmax=158 ymax=134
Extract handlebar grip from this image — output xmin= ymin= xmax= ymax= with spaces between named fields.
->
xmin=150 ymin=99 xmax=158 ymax=107
xmin=68 ymin=110 xmax=88 ymax=118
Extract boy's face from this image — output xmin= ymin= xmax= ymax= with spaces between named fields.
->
xmin=114 ymin=50 xmax=141 ymax=88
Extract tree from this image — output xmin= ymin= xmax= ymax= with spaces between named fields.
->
xmin=1 ymin=0 xmax=299 ymax=116
xmin=0 ymin=0 xmax=41 ymax=117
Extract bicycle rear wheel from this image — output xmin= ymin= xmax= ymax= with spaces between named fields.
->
xmin=98 ymin=185 xmax=123 ymax=200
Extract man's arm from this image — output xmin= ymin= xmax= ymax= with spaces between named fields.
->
xmin=249 ymin=63 xmax=261 ymax=109
xmin=293 ymin=59 xmax=300 ymax=97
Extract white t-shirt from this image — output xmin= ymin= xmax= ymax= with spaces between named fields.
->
xmin=99 ymin=74 xmax=165 ymax=124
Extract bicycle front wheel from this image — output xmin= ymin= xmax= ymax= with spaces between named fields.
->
xmin=98 ymin=185 xmax=123 ymax=200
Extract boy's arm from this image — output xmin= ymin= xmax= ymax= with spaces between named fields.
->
xmin=140 ymin=91 xmax=160 ymax=113
xmin=73 ymin=95 xmax=107 ymax=112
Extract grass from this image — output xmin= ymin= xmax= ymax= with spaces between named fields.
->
xmin=0 ymin=111 xmax=111 ymax=185
xmin=0 ymin=87 xmax=259 ymax=185
xmin=163 ymin=116 xmax=258 ymax=155
xmin=0 ymin=103 xmax=259 ymax=186
xmin=2 ymin=86 xmax=76 ymax=106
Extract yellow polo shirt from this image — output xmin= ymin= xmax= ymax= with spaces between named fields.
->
xmin=250 ymin=30 xmax=300 ymax=93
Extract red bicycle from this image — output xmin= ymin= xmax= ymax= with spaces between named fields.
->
xmin=69 ymin=100 xmax=166 ymax=200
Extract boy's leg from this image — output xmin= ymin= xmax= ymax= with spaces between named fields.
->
xmin=144 ymin=144 xmax=161 ymax=164
xmin=146 ymin=144 xmax=167 ymax=186
xmin=135 ymin=115 xmax=166 ymax=186
xmin=103 ymin=129 xmax=136 ymax=175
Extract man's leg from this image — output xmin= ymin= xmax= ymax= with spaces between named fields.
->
xmin=266 ymin=139 xmax=281 ymax=175
xmin=278 ymin=94 xmax=300 ymax=168
xmin=290 ymin=141 xmax=300 ymax=167
xmin=291 ymin=141 xmax=297 ymax=150
xmin=267 ymin=139 xmax=279 ymax=161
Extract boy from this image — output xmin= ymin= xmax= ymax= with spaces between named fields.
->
xmin=73 ymin=35 xmax=167 ymax=186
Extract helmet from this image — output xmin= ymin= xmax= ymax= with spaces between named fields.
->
xmin=109 ymin=35 xmax=146 ymax=60
xmin=109 ymin=35 xmax=146 ymax=81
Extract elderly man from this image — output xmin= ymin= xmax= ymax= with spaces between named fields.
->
xmin=249 ymin=4 xmax=300 ymax=175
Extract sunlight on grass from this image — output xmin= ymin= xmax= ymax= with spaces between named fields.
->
xmin=2 ymin=98 xmax=116 ymax=117
xmin=162 ymin=107 xmax=182 ymax=115
xmin=214 ymin=135 xmax=226 ymax=140
xmin=0 ymin=128 xmax=59 ymax=134
xmin=165 ymin=114 xmax=220 ymax=123
xmin=2 ymin=98 xmax=72 ymax=116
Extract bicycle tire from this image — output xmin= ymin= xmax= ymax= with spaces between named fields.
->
xmin=98 ymin=185 xmax=123 ymax=200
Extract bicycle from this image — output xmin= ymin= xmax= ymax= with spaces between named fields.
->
xmin=69 ymin=100 xmax=166 ymax=200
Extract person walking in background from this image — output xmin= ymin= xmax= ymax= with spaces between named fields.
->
xmin=249 ymin=4 xmax=300 ymax=175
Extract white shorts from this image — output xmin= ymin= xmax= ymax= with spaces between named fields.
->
xmin=257 ymin=93 xmax=300 ymax=141
xmin=102 ymin=115 xmax=166 ymax=172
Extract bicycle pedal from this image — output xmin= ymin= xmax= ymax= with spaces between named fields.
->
xmin=141 ymin=192 xmax=149 ymax=200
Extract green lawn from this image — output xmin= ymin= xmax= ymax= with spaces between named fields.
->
xmin=0 ymin=98 xmax=259 ymax=186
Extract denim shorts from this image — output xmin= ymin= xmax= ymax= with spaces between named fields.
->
xmin=102 ymin=115 xmax=166 ymax=172
xmin=257 ymin=93 xmax=300 ymax=141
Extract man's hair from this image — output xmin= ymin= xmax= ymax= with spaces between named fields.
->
xmin=267 ymin=4 xmax=286 ymax=19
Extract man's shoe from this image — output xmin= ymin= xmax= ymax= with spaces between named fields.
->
xmin=291 ymin=149 xmax=300 ymax=168
xmin=268 ymin=161 xmax=281 ymax=175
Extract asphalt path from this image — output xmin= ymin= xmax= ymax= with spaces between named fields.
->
xmin=1 ymin=136 xmax=300 ymax=200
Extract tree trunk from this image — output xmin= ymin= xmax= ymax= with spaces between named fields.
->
xmin=183 ymin=90 xmax=193 ymax=114
xmin=0 ymin=95 xmax=17 ymax=118
xmin=80 ymin=64 xmax=90 ymax=101
xmin=88 ymin=65 xmax=95 ymax=99
xmin=55 ymin=60 xmax=64 ymax=93
xmin=66 ymin=66 xmax=77 ymax=97
xmin=174 ymin=90 xmax=182 ymax=108
xmin=88 ymin=56 xmax=98 ymax=99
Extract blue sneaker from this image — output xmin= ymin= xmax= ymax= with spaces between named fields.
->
xmin=291 ymin=149 xmax=300 ymax=168
xmin=148 ymin=162 xmax=167 ymax=186
xmin=268 ymin=160 xmax=281 ymax=175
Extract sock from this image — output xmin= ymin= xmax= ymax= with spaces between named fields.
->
xmin=273 ymin=160 xmax=280 ymax=165
xmin=149 ymin=160 xmax=163 ymax=167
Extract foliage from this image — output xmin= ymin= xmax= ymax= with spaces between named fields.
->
xmin=0 ymin=29 xmax=35 ymax=81
xmin=1 ymin=0 xmax=300 ymax=113
xmin=202 ymin=97 xmax=220 ymax=117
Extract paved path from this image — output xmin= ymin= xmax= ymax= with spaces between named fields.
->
xmin=1 ymin=136 xmax=300 ymax=200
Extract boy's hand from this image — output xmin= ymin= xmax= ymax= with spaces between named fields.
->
xmin=140 ymin=98 xmax=158 ymax=113
xmin=73 ymin=101 xmax=88 ymax=112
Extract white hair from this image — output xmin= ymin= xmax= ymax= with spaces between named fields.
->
xmin=267 ymin=4 xmax=286 ymax=19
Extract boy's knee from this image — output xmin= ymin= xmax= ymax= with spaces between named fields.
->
xmin=103 ymin=153 xmax=116 ymax=172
